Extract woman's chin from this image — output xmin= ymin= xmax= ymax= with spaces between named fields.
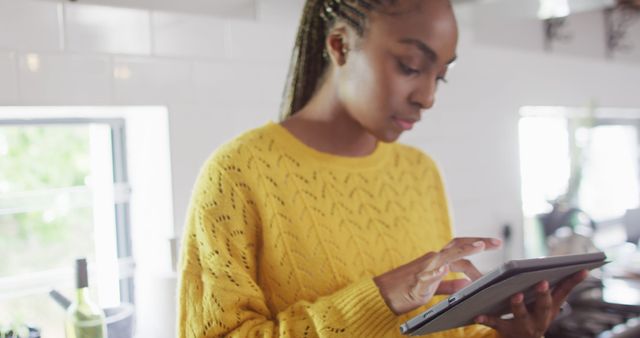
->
xmin=376 ymin=129 xmax=402 ymax=143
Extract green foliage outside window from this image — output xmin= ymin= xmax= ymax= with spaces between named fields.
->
xmin=0 ymin=125 xmax=95 ymax=276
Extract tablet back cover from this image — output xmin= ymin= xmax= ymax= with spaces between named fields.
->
xmin=408 ymin=260 xmax=606 ymax=336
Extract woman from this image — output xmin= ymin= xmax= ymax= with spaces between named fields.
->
xmin=177 ymin=0 xmax=587 ymax=337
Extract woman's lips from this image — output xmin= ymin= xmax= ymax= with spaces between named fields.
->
xmin=393 ymin=116 xmax=416 ymax=131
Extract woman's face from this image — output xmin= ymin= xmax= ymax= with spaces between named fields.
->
xmin=336 ymin=0 xmax=458 ymax=142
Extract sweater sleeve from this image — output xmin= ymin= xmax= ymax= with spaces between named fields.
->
xmin=177 ymin=163 xmax=398 ymax=338
xmin=461 ymin=325 xmax=500 ymax=337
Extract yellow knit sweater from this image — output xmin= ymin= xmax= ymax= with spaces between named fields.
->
xmin=178 ymin=122 xmax=497 ymax=338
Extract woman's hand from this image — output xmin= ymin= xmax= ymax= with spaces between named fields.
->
xmin=475 ymin=270 xmax=589 ymax=338
xmin=373 ymin=237 xmax=502 ymax=315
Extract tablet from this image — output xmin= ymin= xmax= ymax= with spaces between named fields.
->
xmin=400 ymin=252 xmax=608 ymax=336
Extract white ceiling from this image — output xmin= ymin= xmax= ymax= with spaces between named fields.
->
xmin=37 ymin=0 xmax=258 ymax=18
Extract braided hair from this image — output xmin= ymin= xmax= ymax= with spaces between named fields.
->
xmin=280 ymin=0 xmax=395 ymax=120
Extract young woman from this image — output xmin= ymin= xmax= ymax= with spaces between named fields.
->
xmin=177 ymin=0 xmax=588 ymax=337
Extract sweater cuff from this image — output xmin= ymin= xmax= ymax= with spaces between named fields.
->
xmin=323 ymin=277 xmax=398 ymax=337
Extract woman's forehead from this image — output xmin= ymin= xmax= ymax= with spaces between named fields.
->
xmin=366 ymin=0 xmax=451 ymax=17
xmin=367 ymin=0 xmax=455 ymax=36
xmin=364 ymin=2 xmax=458 ymax=61
xmin=371 ymin=0 xmax=426 ymax=15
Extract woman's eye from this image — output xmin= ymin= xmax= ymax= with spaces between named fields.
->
xmin=398 ymin=61 xmax=420 ymax=76
xmin=436 ymin=76 xmax=448 ymax=84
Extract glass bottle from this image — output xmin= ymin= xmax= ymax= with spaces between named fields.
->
xmin=65 ymin=258 xmax=107 ymax=338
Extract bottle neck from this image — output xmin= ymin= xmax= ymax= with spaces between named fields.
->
xmin=75 ymin=287 xmax=92 ymax=304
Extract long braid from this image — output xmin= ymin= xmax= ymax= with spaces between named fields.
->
xmin=280 ymin=0 xmax=327 ymax=120
xmin=280 ymin=0 xmax=382 ymax=120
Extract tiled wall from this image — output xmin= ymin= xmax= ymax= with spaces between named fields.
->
xmin=0 ymin=0 xmax=298 ymax=105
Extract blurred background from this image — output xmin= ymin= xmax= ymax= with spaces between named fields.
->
xmin=0 ymin=0 xmax=639 ymax=337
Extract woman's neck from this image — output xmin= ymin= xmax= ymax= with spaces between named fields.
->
xmin=281 ymin=83 xmax=378 ymax=157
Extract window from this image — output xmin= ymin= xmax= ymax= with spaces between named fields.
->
xmin=519 ymin=106 xmax=640 ymax=257
xmin=519 ymin=115 xmax=571 ymax=218
xmin=0 ymin=119 xmax=133 ymax=338
xmin=578 ymin=125 xmax=640 ymax=221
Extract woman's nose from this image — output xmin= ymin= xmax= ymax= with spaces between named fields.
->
xmin=410 ymin=77 xmax=437 ymax=110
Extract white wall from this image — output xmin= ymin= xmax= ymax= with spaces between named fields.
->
xmin=1 ymin=0 xmax=639 ymax=334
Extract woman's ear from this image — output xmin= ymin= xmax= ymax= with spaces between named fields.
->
xmin=325 ymin=25 xmax=351 ymax=67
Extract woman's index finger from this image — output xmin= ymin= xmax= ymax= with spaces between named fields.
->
xmin=436 ymin=241 xmax=487 ymax=265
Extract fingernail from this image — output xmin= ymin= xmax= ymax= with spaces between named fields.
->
xmin=513 ymin=293 xmax=523 ymax=303
xmin=476 ymin=316 xmax=485 ymax=324
xmin=472 ymin=241 xmax=484 ymax=248
xmin=538 ymin=281 xmax=549 ymax=292
xmin=491 ymin=239 xmax=502 ymax=246
xmin=419 ymin=268 xmax=439 ymax=281
xmin=418 ymin=271 xmax=431 ymax=281
xmin=438 ymin=265 xmax=446 ymax=274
